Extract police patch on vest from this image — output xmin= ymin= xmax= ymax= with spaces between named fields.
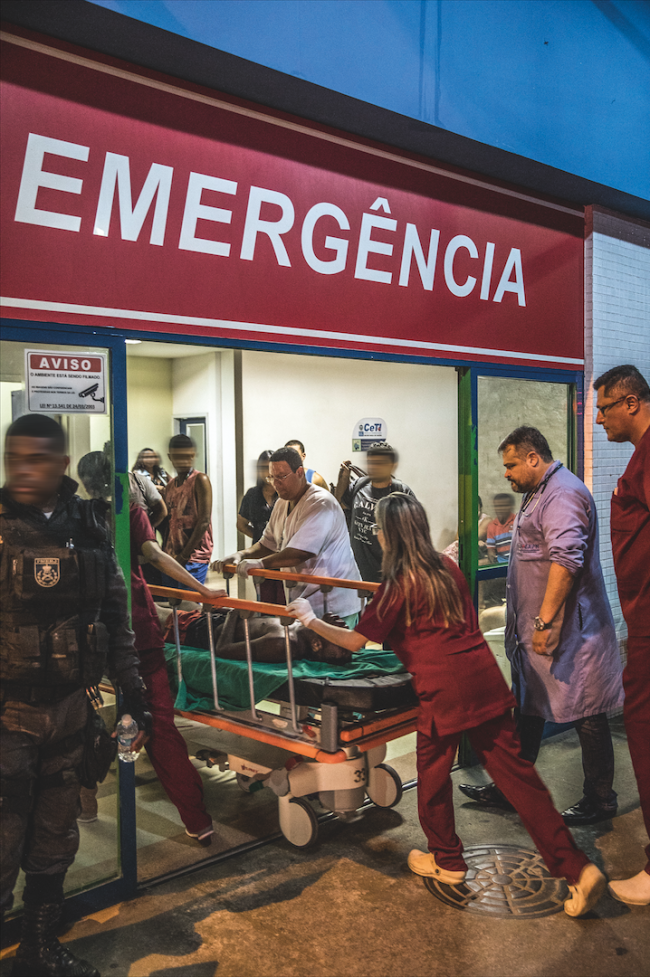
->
xmin=35 ymin=558 xmax=60 ymax=587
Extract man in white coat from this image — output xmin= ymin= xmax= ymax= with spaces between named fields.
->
xmin=460 ymin=426 xmax=624 ymax=825
xmin=213 ymin=446 xmax=361 ymax=623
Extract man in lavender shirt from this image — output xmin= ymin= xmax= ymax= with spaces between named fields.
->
xmin=460 ymin=427 xmax=624 ymax=825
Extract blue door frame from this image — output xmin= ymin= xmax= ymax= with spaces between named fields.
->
xmin=1 ymin=315 xmax=584 ymax=915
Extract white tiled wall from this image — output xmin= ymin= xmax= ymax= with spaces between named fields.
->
xmin=584 ymin=207 xmax=650 ymax=646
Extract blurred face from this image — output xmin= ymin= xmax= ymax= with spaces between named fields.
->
xmin=367 ymin=453 xmax=396 ymax=484
xmin=257 ymin=462 xmax=271 ymax=483
xmin=140 ymin=450 xmax=160 ymax=472
xmin=269 ymin=460 xmax=305 ymax=501
xmin=595 ymin=386 xmax=638 ymax=442
xmin=501 ymin=445 xmax=541 ymax=494
xmin=287 ymin=444 xmax=306 ymax=461
xmin=4 ymin=436 xmax=69 ymax=507
xmin=493 ymin=498 xmax=514 ymax=521
xmin=168 ymin=447 xmax=195 ymax=475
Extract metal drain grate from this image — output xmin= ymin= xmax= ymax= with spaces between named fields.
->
xmin=424 ymin=844 xmax=568 ymax=918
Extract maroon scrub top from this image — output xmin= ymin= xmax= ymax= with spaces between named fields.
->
xmin=356 ymin=557 xmax=515 ymax=736
xmin=611 ymin=424 xmax=650 ymax=637
xmin=129 ymin=503 xmax=166 ymax=656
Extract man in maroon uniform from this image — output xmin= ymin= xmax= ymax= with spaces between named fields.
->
xmin=78 ymin=453 xmax=222 ymax=844
xmin=594 ymin=364 xmax=650 ymax=906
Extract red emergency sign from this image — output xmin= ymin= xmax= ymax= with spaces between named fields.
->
xmin=0 ymin=30 xmax=584 ymax=368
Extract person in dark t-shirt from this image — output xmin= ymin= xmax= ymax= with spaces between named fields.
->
xmin=237 ymin=451 xmax=277 ymax=543
xmin=335 ymin=443 xmax=415 ymax=582
xmin=594 ymin=364 xmax=650 ymax=907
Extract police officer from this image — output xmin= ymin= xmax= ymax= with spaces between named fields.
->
xmin=1 ymin=414 xmax=150 ymax=977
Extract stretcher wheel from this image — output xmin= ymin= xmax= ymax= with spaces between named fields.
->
xmin=279 ymin=796 xmax=319 ymax=849
xmin=366 ymin=763 xmax=402 ymax=809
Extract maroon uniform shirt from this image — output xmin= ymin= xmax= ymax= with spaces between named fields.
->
xmin=356 ymin=557 xmax=515 ymax=736
xmin=129 ymin=504 xmax=166 ymax=658
xmin=611 ymin=423 xmax=650 ymax=636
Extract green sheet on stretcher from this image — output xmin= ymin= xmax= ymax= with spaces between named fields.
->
xmin=164 ymin=643 xmax=406 ymax=713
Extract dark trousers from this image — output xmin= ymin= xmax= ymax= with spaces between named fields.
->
xmin=516 ymin=710 xmax=616 ymax=808
xmin=622 ymin=636 xmax=650 ymax=874
xmin=417 ymin=710 xmax=589 ymax=885
xmin=140 ymin=655 xmax=211 ymax=835
xmin=0 ymin=690 xmax=86 ymax=913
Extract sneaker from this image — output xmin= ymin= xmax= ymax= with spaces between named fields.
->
xmin=564 ymin=863 xmax=607 ymax=917
xmin=76 ymin=811 xmax=99 ymax=824
xmin=185 ymin=824 xmax=214 ymax=847
xmin=608 ymin=869 xmax=650 ymax=906
xmin=407 ymin=850 xmax=466 ymax=884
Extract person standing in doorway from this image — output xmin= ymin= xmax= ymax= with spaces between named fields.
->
xmin=237 ymin=450 xmax=283 ymax=604
xmin=284 ymin=440 xmax=329 ymax=490
xmin=459 ymin=426 xmax=624 ymax=825
xmin=594 ymin=364 xmax=650 ymax=907
xmin=133 ymin=448 xmax=169 ymax=488
xmin=485 ymin=492 xmax=516 ymax=564
xmin=163 ymin=434 xmax=213 ymax=588
xmin=335 ymin=443 xmax=415 ymax=583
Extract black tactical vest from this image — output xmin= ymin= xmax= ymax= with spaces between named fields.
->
xmin=0 ymin=486 xmax=113 ymax=689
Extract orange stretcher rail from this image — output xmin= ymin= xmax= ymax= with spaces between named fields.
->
xmin=148 ymin=585 xmax=297 ymax=618
xmin=222 ymin=565 xmax=381 ymax=592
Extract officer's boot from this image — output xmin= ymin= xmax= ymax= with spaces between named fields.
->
xmin=11 ymin=902 xmax=100 ymax=977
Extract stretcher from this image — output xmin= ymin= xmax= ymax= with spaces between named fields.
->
xmin=149 ymin=567 xmax=418 ymax=848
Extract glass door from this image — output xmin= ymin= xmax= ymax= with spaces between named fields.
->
xmin=0 ymin=328 xmax=134 ymax=920
xmin=474 ymin=374 xmax=576 ymax=682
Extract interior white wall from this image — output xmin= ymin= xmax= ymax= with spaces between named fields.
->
xmin=126 ymin=357 xmax=174 ymax=470
xmin=172 ymin=352 xmax=225 ymax=559
xmin=241 ymin=350 xmax=458 ymax=551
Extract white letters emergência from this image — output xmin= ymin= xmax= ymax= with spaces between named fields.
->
xmin=240 ymin=187 xmax=294 ymax=266
xmin=178 ymin=172 xmax=237 ymax=255
xmin=301 ymin=203 xmax=350 ymax=274
xmin=15 ymin=133 xmax=89 ymax=232
xmin=13 ymin=134 xmax=527 ymax=306
xmin=94 ymin=153 xmax=173 ymax=245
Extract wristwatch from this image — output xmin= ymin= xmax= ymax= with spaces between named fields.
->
xmin=533 ymin=616 xmax=551 ymax=631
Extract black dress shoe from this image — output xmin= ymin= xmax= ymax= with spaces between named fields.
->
xmin=458 ymin=783 xmax=515 ymax=811
xmin=561 ymin=796 xmax=618 ymax=825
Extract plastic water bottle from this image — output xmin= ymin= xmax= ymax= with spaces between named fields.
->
xmin=116 ymin=714 xmax=139 ymax=763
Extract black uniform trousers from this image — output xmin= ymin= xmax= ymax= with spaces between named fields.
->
xmin=1 ymin=689 xmax=86 ymax=912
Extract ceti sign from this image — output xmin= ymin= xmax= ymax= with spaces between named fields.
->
xmin=0 ymin=33 xmax=585 ymax=368
xmin=353 ymin=418 xmax=388 ymax=452
xmin=26 ymin=349 xmax=107 ymax=413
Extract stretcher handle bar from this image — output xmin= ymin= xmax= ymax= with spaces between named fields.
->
xmin=282 ymin=622 xmax=300 ymax=733
xmin=241 ymin=614 xmax=261 ymax=722
xmin=149 ymin=585 xmax=298 ymax=619
xmin=223 ymin=566 xmax=380 ymax=592
xmin=205 ymin=607 xmax=222 ymax=712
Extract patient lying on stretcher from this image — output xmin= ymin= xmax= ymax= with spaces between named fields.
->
xmin=158 ymin=605 xmax=354 ymax=666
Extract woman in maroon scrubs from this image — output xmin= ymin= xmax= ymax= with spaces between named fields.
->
xmin=289 ymin=493 xmax=606 ymax=917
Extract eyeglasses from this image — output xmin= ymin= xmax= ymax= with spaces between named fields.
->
xmin=596 ymin=396 xmax=629 ymax=418
xmin=270 ymin=472 xmax=295 ymax=483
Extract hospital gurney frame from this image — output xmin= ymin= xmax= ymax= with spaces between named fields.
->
xmin=149 ymin=569 xmax=418 ymax=848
